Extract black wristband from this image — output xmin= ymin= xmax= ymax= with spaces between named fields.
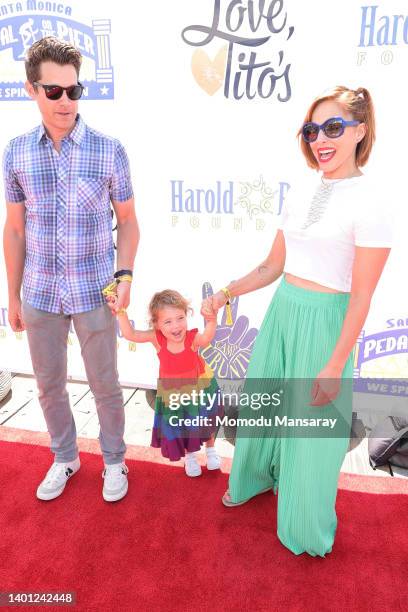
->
xmin=114 ymin=269 xmax=133 ymax=279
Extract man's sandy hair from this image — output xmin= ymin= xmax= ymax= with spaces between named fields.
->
xmin=25 ymin=36 xmax=82 ymax=84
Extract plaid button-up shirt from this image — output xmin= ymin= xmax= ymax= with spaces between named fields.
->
xmin=3 ymin=115 xmax=133 ymax=314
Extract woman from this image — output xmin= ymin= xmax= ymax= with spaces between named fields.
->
xmin=202 ymin=86 xmax=393 ymax=557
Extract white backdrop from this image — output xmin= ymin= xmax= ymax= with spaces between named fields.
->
xmin=0 ymin=0 xmax=407 ymax=389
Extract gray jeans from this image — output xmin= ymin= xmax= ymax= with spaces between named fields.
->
xmin=22 ymin=301 xmax=126 ymax=465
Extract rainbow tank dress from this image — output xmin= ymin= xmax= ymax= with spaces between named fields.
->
xmin=151 ymin=328 xmax=223 ymax=461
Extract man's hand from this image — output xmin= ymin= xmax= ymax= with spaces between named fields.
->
xmin=103 ymin=281 xmax=119 ymax=315
xmin=115 ymin=280 xmax=131 ymax=313
xmin=103 ymin=280 xmax=131 ymax=315
xmin=8 ymin=296 xmax=25 ymax=331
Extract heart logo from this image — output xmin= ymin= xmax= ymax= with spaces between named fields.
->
xmin=191 ymin=46 xmax=227 ymax=96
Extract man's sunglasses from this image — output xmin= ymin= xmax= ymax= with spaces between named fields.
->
xmin=302 ymin=117 xmax=360 ymax=143
xmin=33 ymin=81 xmax=84 ymax=100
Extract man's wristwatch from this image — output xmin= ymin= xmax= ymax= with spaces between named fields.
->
xmin=114 ymin=269 xmax=133 ymax=284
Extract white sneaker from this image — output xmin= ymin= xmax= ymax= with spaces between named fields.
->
xmin=102 ymin=462 xmax=129 ymax=502
xmin=36 ymin=456 xmax=80 ymax=501
xmin=206 ymin=449 xmax=221 ymax=470
xmin=184 ymin=453 xmax=202 ymax=477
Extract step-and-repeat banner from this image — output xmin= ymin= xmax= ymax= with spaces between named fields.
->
xmin=0 ymin=1 xmax=407 ymax=395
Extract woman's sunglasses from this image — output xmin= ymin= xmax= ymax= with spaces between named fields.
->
xmin=33 ymin=81 xmax=84 ymax=101
xmin=302 ymin=117 xmax=360 ymax=143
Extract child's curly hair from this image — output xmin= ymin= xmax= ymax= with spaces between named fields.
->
xmin=148 ymin=290 xmax=193 ymax=327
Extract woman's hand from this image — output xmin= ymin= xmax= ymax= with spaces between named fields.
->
xmin=200 ymin=291 xmax=228 ymax=319
xmin=309 ymin=364 xmax=344 ymax=406
xmin=213 ymin=291 xmax=230 ymax=309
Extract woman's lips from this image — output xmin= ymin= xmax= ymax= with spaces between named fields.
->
xmin=317 ymin=147 xmax=336 ymax=163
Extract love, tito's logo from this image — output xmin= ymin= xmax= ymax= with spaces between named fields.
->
xmin=181 ymin=0 xmax=294 ymax=101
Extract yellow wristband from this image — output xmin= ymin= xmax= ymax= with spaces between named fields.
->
xmin=220 ymin=287 xmax=233 ymax=326
xmin=220 ymin=287 xmax=232 ymax=301
xmin=117 ymin=275 xmax=133 ymax=283
xmin=102 ymin=281 xmax=118 ymax=298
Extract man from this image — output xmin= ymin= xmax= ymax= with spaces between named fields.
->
xmin=2 ymin=37 xmax=139 ymax=502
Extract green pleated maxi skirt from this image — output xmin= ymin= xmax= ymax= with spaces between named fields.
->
xmin=228 ymin=275 xmax=354 ymax=557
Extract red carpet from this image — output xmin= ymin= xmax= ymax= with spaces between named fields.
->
xmin=0 ymin=432 xmax=407 ymax=612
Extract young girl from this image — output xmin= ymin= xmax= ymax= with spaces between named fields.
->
xmin=108 ymin=289 xmax=223 ymax=477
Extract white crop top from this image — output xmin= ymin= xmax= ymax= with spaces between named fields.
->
xmin=277 ymin=175 xmax=393 ymax=292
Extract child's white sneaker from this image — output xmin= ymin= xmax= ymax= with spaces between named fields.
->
xmin=206 ymin=447 xmax=221 ymax=470
xmin=184 ymin=452 xmax=202 ymax=477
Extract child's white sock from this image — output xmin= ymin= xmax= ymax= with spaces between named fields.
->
xmin=205 ymin=446 xmax=221 ymax=470
xmin=184 ymin=452 xmax=202 ymax=477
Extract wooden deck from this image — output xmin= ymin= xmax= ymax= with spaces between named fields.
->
xmin=1 ymin=373 xmax=407 ymax=480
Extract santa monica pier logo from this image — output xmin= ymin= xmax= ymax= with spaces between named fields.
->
xmin=0 ymin=1 xmax=114 ymax=101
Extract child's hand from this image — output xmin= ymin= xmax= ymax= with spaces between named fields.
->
xmin=102 ymin=280 xmax=127 ymax=315
xmin=103 ymin=282 xmax=127 ymax=316
xmin=106 ymin=294 xmax=118 ymax=313
xmin=204 ymin=303 xmax=218 ymax=321
xmin=201 ymin=298 xmax=218 ymax=323
xmin=201 ymin=295 xmax=219 ymax=319
xmin=107 ymin=295 xmax=127 ymax=315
